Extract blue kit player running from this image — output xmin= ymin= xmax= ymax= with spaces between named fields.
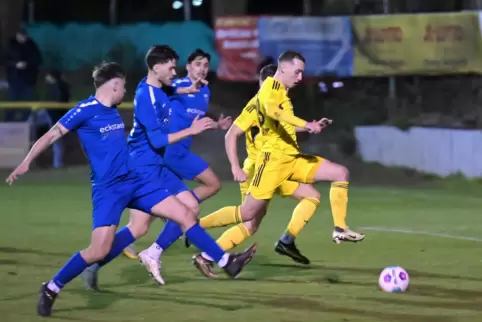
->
xmin=122 ymin=49 xmax=233 ymax=260
xmin=82 ymin=46 xmax=255 ymax=287
xmin=166 ymin=49 xmax=232 ymax=201
xmin=6 ymin=61 xmax=255 ymax=317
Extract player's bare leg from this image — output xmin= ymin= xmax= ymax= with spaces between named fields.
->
xmin=126 ymin=209 xmax=168 ymax=285
xmin=275 ymin=183 xmax=320 ymax=264
xmin=313 ymin=160 xmax=365 ymax=243
xmin=192 ymin=167 xmax=222 ymax=201
xmin=82 ymin=214 xmax=155 ymax=290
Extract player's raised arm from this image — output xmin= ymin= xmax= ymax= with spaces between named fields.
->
xmin=135 ymin=93 xmax=215 ymax=149
xmin=296 ymin=118 xmax=332 ymax=132
xmin=6 ymin=122 xmax=69 ymax=185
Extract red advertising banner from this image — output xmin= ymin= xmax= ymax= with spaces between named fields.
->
xmin=215 ymin=16 xmax=260 ymax=81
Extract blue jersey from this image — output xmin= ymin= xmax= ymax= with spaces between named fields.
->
xmin=168 ymin=77 xmax=210 ymax=151
xmin=128 ymin=78 xmax=171 ymax=167
xmin=58 ymin=96 xmax=129 ymax=184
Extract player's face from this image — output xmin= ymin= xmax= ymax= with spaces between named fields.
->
xmin=153 ymin=59 xmax=177 ymax=86
xmin=187 ymin=57 xmax=209 ymax=80
xmin=283 ymin=58 xmax=305 ymax=88
xmin=112 ymin=77 xmax=126 ymax=105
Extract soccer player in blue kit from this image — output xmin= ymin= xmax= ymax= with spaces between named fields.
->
xmin=120 ymin=49 xmax=238 ymax=282
xmin=123 ymin=50 xmax=233 ymax=260
xmin=166 ymin=49 xmax=232 ymax=200
xmin=6 ymin=61 xmax=255 ymax=316
xmin=82 ymin=46 xmax=255 ymax=287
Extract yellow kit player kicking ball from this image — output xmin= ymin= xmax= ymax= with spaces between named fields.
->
xmin=192 ymin=58 xmax=364 ymax=276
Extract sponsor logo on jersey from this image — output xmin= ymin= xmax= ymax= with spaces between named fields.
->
xmin=100 ymin=123 xmax=125 ymax=133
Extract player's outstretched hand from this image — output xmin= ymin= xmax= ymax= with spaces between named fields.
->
xmin=316 ymin=118 xmax=333 ymax=130
xmin=304 ymin=121 xmax=323 ymax=134
xmin=231 ymin=166 xmax=248 ymax=183
xmin=218 ymin=114 xmax=233 ymax=130
xmin=190 ymin=115 xmax=216 ymax=135
xmin=6 ymin=161 xmax=30 ymax=185
xmin=179 ymin=78 xmax=209 ymax=94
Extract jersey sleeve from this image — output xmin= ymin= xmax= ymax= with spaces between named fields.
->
xmin=134 ymin=88 xmax=169 ymax=149
xmin=234 ymin=100 xmax=257 ymax=132
xmin=58 ymin=106 xmax=90 ymax=131
xmin=260 ymin=79 xmax=307 ymax=128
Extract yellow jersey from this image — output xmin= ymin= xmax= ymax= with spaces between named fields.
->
xmin=256 ymin=77 xmax=308 ymax=156
xmin=233 ymin=96 xmax=263 ymax=162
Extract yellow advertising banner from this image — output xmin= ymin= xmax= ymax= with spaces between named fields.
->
xmin=352 ymin=12 xmax=482 ymax=76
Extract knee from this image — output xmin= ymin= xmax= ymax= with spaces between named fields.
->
xmin=189 ymin=203 xmax=200 ymax=218
xmin=334 ymin=165 xmax=349 ymax=182
xmin=310 ymin=189 xmax=321 ymax=201
xmin=243 ymin=219 xmax=259 ymax=235
xmin=240 ymin=204 xmax=265 ymax=222
xmin=127 ymin=221 xmax=150 ymax=239
xmin=84 ymin=243 xmax=111 ymax=262
xmin=178 ymin=208 xmax=198 ymax=229
xmin=210 ymin=177 xmax=222 ymax=193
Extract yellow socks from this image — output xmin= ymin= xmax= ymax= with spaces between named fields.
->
xmin=199 ymin=206 xmax=242 ymax=229
xmin=330 ymin=181 xmax=349 ymax=230
xmin=216 ymin=224 xmax=251 ymax=251
xmin=282 ymin=198 xmax=320 ymax=242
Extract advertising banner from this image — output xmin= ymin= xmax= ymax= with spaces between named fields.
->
xmin=215 ymin=16 xmax=260 ymax=81
xmin=352 ymin=12 xmax=482 ymax=75
xmin=257 ymin=16 xmax=353 ymax=77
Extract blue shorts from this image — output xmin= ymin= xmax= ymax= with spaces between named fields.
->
xmin=91 ymin=171 xmax=171 ymax=230
xmin=136 ymin=165 xmax=189 ymax=196
xmin=164 ymin=150 xmax=209 ymax=181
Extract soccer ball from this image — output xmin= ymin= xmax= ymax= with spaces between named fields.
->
xmin=378 ymin=266 xmax=409 ymax=292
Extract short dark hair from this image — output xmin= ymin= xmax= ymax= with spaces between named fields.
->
xmin=92 ymin=62 xmax=125 ymax=88
xmin=145 ymin=45 xmax=179 ymax=70
xmin=187 ymin=48 xmax=211 ymax=63
xmin=278 ymin=50 xmax=305 ymax=64
xmin=259 ymin=64 xmax=277 ymax=81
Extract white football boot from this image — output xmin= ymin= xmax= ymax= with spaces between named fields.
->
xmin=332 ymin=227 xmax=365 ymax=244
xmin=138 ymin=250 xmax=165 ymax=285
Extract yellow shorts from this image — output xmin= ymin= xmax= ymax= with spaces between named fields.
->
xmin=248 ymin=152 xmax=324 ymax=200
xmin=240 ymin=156 xmax=300 ymax=202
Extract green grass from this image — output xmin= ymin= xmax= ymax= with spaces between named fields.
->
xmin=1 ymin=167 xmax=482 ymax=321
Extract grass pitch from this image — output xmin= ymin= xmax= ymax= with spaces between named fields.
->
xmin=1 ymin=167 xmax=481 ymax=322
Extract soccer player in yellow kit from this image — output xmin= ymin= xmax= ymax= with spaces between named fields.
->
xmin=193 ymin=58 xmax=364 ymax=276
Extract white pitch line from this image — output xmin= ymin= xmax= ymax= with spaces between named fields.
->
xmin=360 ymin=226 xmax=482 ymax=242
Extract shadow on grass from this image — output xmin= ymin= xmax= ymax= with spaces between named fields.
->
xmin=0 ymin=246 xmax=71 ymax=258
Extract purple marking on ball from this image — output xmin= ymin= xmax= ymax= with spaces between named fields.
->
xmin=399 ymin=272 xmax=407 ymax=280
xmin=384 ymin=274 xmax=392 ymax=283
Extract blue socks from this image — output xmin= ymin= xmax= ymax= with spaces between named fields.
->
xmin=98 ymin=226 xmax=135 ymax=267
xmin=86 ymin=226 xmax=136 ymax=273
xmin=49 ymin=227 xmax=136 ymax=292
xmin=51 ymin=252 xmax=89 ymax=290
xmin=155 ymin=220 xmax=183 ymax=250
xmin=185 ymin=223 xmax=226 ymax=264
